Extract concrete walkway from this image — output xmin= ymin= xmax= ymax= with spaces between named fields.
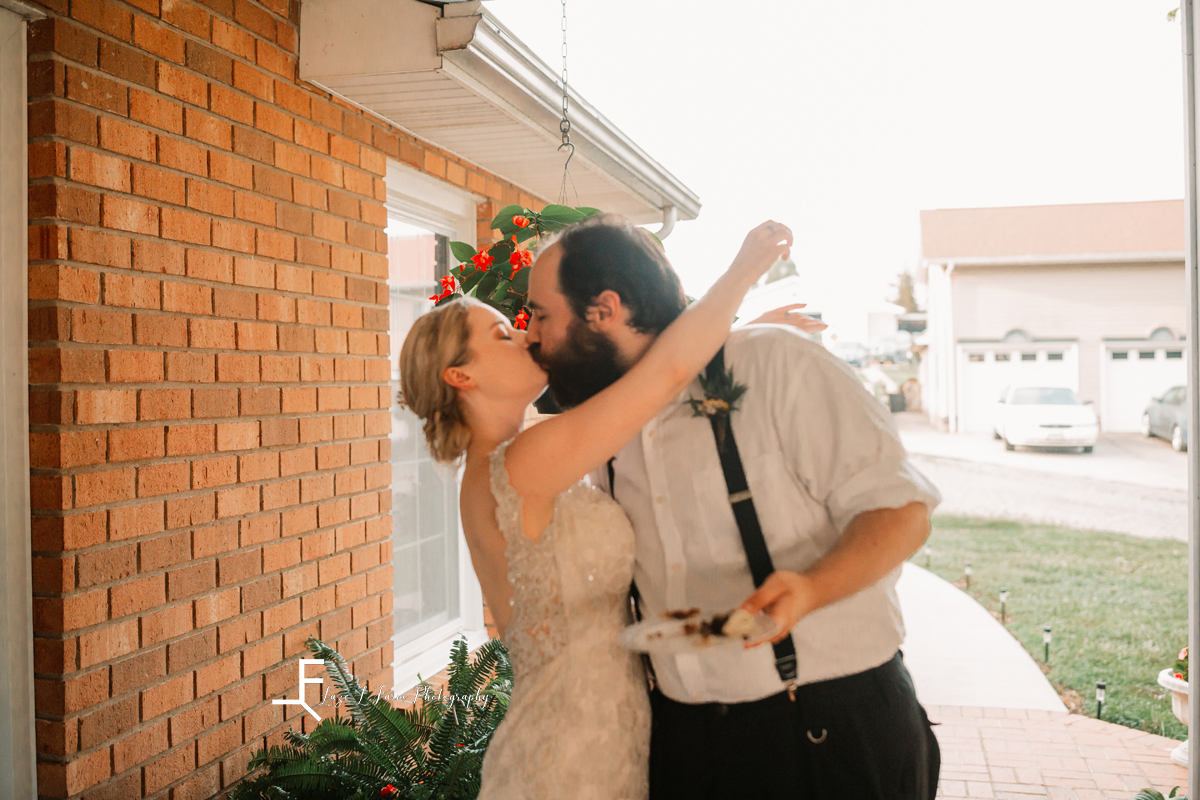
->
xmin=899 ymin=563 xmax=1066 ymax=712
xmin=899 ymin=563 xmax=1189 ymax=797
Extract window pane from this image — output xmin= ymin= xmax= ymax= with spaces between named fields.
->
xmin=388 ymin=218 xmax=460 ymax=648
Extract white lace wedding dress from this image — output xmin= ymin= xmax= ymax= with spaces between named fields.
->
xmin=478 ymin=441 xmax=651 ymax=800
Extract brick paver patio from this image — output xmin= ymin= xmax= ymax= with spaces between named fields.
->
xmin=932 ymin=705 xmax=1188 ymax=799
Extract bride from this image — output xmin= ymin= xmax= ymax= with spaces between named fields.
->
xmin=398 ymin=220 xmax=796 ymax=799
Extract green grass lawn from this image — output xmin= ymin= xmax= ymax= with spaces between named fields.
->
xmin=914 ymin=516 xmax=1188 ymax=739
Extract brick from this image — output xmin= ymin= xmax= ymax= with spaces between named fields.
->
xmin=193 ymin=456 xmax=236 ymax=489
xmin=111 ymin=573 xmax=166 ymax=618
xmin=70 ymin=228 xmax=130 ymax=269
xmin=75 ymin=389 xmax=136 ymax=424
xmin=168 ymin=560 xmax=216 ymax=600
xmin=240 ymin=452 xmax=279 ymax=482
xmin=187 ymin=248 xmax=234 ymax=282
xmin=99 ymin=39 xmax=155 ymax=89
xmin=28 ymin=142 xmax=66 ymax=180
xmin=162 ymin=281 xmax=211 ymax=314
xmin=212 ymin=17 xmax=254 ymax=60
xmin=237 ymin=321 xmax=277 ymax=351
xmin=133 ymin=238 xmax=186 ymax=275
xmin=233 ymin=126 xmax=274 ymax=164
xmin=29 ymin=264 xmax=100 ymax=303
xmin=213 ymin=219 xmax=256 ymax=253
xmin=159 ymin=135 xmax=208 ymax=177
xmin=192 ymin=587 xmax=239 ymax=628
xmin=71 ymin=0 xmax=132 ymax=41
xmin=141 ymin=601 xmax=194 ymax=648
xmin=187 ymin=179 xmax=235 ymax=216
xmin=257 ymin=229 xmax=294 ymax=261
xmin=190 ymin=318 xmax=236 ymax=349
xmin=97 ymin=116 xmax=154 ymax=163
xmin=292 ymin=178 xmax=327 ymax=210
xmin=78 ymin=618 xmax=139 ymax=668
xmin=217 ymin=485 xmax=258 ymax=518
xmin=209 ymin=151 xmax=253 ymax=189
xmin=166 ymin=424 xmax=214 ymax=458
xmin=168 ymin=628 xmax=216 ymax=674
xmin=216 ymin=420 xmax=258 ymax=451
xmin=30 ymin=431 xmax=105 ymax=468
xmin=185 ymin=107 xmax=232 ymax=149
xmin=262 ymin=354 xmax=300 ymax=380
xmin=109 ymin=500 xmax=165 ymax=539
xmin=134 ymin=314 xmax=188 ymax=347
xmin=108 ymin=426 xmax=164 ymax=462
xmin=106 ymin=349 xmax=163 ymax=382
xmin=213 ymin=286 xmax=256 ymax=319
xmin=140 ymin=388 xmax=189 ymax=420
xmin=186 ymin=39 xmax=233 ymax=83
xmin=256 ymin=38 xmax=294 ymax=80
xmin=75 ymin=466 xmax=135 ymax=506
xmin=69 ymin=147 xmax=130 ymax=192
xmin=100 ymin=195 xmax=158 ymax=236
xmin=210 ymin=84 xmax=254 ymax=125
xmin=29 ymin=183 xmax=100 ymax=225
xmin=257 ymin=103 xmax=293 ymax=140
xmin=235 ymin=191 xmax=274 ymax=225
xmin=141 ymin=673 xmax=194 ymax=720
xmin=112 ymin=721 xmax=168 ymax=775
xmin=193 ymin=520 xmax=237 ymax=559
xmin=232 ymin=60 xmax=272 ymax=102
xmin=28 ymin=18 xmax=99 ymax=67
xmin=137 ymin=461 xmax=190 ymax=498
xmin=130 ymin=89 xmax=183 ymax=135
xmin=193 ymin=387 xmax=237 ymax=417
xmin=165 ymin=351 xmax=216 ymax=383
xmin=65 ymin=65 xmax=128 ymax=115
xmin=71 ymin=307 xmax=130 ymax=344
xmin=104 ymin=272 xmax=159 ymax=309
xmin=162 ymin=0 xmax=211 ymax=38
xmin=162 ymin=206 xmax=211 ymax=244
xmin=133 ymin=15 xmax=186 ymax=63
xmin=28 ymin=100 xmax=98 ymax=146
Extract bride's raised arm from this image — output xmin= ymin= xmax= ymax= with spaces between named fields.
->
xmin=504 ymin=220 xmax=792 ymax=501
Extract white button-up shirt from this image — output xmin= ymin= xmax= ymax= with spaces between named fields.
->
xmin=593 ymin=325 xmax=941 ymax=704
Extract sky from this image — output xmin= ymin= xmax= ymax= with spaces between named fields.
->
xmin=486 ymin=0 xmax=1186 ymax=342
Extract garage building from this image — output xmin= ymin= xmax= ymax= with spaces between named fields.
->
xmin=921 ymin=199 xmax=1184 ymax=434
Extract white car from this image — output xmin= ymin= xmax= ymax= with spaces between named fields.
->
xmin=993 ymin=386 xmax=1099 ymax=453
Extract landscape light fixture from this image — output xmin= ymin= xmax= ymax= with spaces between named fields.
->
xmin=1095 ymin=681 xmax=1106 ymax=719
xmin=964 ymin=562 xmax=972 ymax=589
xmin=1042 ymin=626 xmax=1052 ymax=664
xmin=999 ymin=588 xmax=1009 ymax=624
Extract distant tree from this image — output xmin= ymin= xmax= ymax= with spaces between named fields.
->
xmin=889 ymin=271 xmax=920 ymax=313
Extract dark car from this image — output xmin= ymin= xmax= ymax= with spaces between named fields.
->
xmin=1142 ymin=385 xmax=1188 ymax=452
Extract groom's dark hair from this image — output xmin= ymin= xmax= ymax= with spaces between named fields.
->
xmin=554 ymin=213 xmax=688 ymax=335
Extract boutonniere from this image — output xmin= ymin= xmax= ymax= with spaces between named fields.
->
xmin=688 ymin=365 xmax=748 ymax=451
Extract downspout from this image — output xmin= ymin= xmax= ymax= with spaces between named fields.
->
xmin=655 ymin=204 xmax=677 ymax=240
xmin=1182 ymin=0 xmax=1199 ymax=793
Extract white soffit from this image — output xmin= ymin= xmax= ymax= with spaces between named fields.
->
xmin=299 ymin=0 xmax=700 ymax=225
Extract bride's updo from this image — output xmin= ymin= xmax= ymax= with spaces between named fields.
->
xmin=398 ymin=297 xmax=481 ymax=463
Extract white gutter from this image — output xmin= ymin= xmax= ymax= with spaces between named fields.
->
xmin=920 ymin=251 xmax=1185 ymax=268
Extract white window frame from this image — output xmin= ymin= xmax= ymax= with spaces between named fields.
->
xmin=0 ymin=2 xmax=42 ymax=795
xmin=384 ymin=160 xmax=490 ymax=692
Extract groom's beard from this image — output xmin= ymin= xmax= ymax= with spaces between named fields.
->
xmin=529 ymin=318 xmax=625 ymax=410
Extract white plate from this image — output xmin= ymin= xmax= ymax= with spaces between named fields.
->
xmin=619 ymin=609 xmax=781 ymax=655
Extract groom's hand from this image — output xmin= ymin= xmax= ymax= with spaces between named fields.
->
xmin=738 ymin=570 xmax=817 ymax=647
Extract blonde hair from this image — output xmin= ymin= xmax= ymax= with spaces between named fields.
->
xmin=398 ymin=297 xmax=481 ymax=463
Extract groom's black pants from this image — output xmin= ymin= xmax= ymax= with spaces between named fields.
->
xmin=647 ymin=651 xmax=939 ymax=800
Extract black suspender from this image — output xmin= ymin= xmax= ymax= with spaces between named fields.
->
xmin=703 ymin=347 xmax=799 ymax=694
xmin=612 ymin=346 xmax=799 ymax=699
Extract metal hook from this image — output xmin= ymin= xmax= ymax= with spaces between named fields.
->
xmin=558 ymin=141 xmax=575 ymax=172
xmin=806 ymin=729 xmax=828 ymax=744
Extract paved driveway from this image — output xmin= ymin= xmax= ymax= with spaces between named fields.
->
xmin=897 ymin=414 xmax=1188 ymax=541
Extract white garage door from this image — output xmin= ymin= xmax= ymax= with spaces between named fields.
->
xmin=1101 ymin=344 xmax=1186 ymax=432
xmin=957 ymin=344 xmax=1079 ymax=434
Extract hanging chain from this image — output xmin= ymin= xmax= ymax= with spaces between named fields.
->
xmin=557 ymin=0 xmax=577 ymax=205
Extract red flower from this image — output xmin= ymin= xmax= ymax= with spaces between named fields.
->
xmin=470 ymin=252 xmax=493 ymax=270
xmin=439 ymin=275 xmax=457 ymax=293
xmin=512 ymin=215 xmax=531 ymax=228
xmin=1176 ymin=673 xmax=1185 ymax=680
xmin=380 ymin=785 xmax=397 ymax=798
xmin=508 ymin=249 xmax=533 ymax=277
xmin=514 ymin=310 xmax=530 ymax=330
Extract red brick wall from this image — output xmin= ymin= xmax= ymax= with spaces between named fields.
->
xmin=25 ymin=1 xmax=537 ymax=796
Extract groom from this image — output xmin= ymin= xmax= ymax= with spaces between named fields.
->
xmin=524 ymin=214 xmax=942 ymax=800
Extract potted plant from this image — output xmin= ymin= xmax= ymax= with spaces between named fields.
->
xmin=1157 ymin=646 xmax=1189 ymax=768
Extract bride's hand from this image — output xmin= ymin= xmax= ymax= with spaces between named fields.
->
xmin=729 ymin=221 xmax=793 ymax=284
xmin=746 ymin=303 xmax=828 ymax=334
xmin=738 ymin=570 xmax=816 ymax=647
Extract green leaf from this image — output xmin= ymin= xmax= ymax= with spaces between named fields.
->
xmin=490 ymin=204 xmax=525 ymax=231
xmin=576 ymin=206 xmax=602 ymax=218
xmin=460 ymin=270 xmax=484 ymax=294
xmin=513 ymin=226 xmax=537 ymax=246
xmin=449 ymin=241 xmax=477 ymax=263
xmin=488 ymin=278 xmax=512 ymax=302
xmin=487 ymin=240 xmax=514 ymax=264
xmin=537 ymin=204 xmax=587 ymax=225
xmin=474 ymin=272 xmax=500 ymax=300
xmin=510 ymin=267 xmax=531 ymax=294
